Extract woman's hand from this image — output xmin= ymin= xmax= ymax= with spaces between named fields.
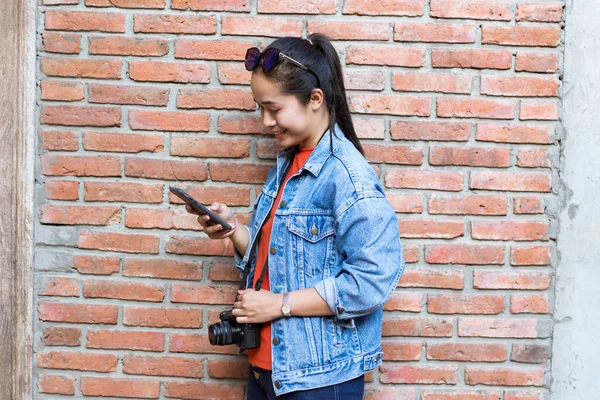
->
xmin=231 ymin=289 xmax=283 ymax=324
xmin=185 ymin=202 xmax=237 ymax=239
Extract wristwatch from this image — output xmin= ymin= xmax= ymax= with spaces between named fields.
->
xmin=281 ymin=292 xmax=292 ymax=317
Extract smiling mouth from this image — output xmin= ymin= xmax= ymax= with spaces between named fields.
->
xmin=273 ymin=130 xmax=287 ymax=138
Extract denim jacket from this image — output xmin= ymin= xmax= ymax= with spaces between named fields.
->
xmin=234 ymin=125 xmax=405 ymax=396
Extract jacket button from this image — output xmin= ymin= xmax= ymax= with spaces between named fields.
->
xmin=279 ymin=200 xmax=286 ymax=208
xmin=270 ymin=247 xmax=277 ymax=255
xmin=310 ymin=226 xmax=318 ymax=235
xmin=275 ymin=381 xmax=282 ymax=389
xmin=273 ymin=338 xmax=279 ymax=345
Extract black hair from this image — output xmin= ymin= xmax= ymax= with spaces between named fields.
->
xmin=258 ymin=34 xmax=364 ymax=155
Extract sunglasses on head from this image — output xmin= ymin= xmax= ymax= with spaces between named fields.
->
xmin=244 ymin=47 xmax=321 ymax=88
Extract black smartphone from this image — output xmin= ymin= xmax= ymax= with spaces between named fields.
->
xmin=169 ymin=187 xmax=233 ymax=231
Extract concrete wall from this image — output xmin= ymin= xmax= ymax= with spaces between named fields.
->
xmin=551 ymin=0 xmax=600 ymax=397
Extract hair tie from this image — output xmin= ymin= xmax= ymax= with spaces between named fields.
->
xmin=306 ymin=38 xmax=313 ymax=46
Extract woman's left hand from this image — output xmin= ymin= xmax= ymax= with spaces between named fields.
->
xmin=231 ymin=289 xmax=283 ymax=324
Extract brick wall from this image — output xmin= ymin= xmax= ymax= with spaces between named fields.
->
xmin=35 ymin=0 xmax=563 ymax=399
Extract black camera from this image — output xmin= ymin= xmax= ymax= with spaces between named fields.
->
xmin=208 ymin=309 xmax=260 ymax=350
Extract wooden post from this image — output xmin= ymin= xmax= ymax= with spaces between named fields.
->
xmin=0 ymin=0 xmax=36 ymax=397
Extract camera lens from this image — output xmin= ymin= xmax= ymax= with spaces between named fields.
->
xmin=208 ymin=321 xmax=242 ymax=346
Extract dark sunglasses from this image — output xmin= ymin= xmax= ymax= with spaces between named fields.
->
xmin=244 ymin=47 xmax=321 ymax=88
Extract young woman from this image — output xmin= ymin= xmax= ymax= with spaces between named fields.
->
xmin=188 ymin=34 xmax=405 ymax=399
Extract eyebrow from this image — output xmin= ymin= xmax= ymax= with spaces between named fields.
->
xmin=253 ymin=98 xmax=279 ymax=106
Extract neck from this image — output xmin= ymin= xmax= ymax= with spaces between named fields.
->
xmin=305 ymin=109 xmax=331 ymax=148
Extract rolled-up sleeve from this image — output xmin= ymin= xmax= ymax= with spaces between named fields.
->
xmin=234 ymin=224 xmax=256 ymax=271
xmin=314 ymin=195 xmax=405 ymax=321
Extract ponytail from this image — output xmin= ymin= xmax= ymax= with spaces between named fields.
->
xmin=259 ymin=34 xmax=364 ymax=155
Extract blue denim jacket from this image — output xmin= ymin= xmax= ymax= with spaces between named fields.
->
xmin=235 ymin=125 xmax=405 ymax=396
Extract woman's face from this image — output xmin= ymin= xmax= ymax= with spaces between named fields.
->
xmin=250 ymin=71 xmax=323 ymax=149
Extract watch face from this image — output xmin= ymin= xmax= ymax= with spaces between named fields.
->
xmin=282 ymin=305 xmax=291 ymax=315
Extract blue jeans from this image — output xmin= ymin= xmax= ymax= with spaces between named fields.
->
xmin=247 ymin=365 xmax=364 ymax=399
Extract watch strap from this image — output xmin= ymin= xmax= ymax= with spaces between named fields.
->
xmin=282 ymin=292 xmax=292 ymax=317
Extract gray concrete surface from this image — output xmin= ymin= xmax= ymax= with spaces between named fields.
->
xmin=552 ymin=0 xmax=600 ymax=397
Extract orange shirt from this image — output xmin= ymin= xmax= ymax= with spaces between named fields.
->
xmin=248 ymin=146 xmax=314 ymax=370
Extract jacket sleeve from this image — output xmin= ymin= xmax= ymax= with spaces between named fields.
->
xmin=314 ymin=195 xmax=405 ymax=320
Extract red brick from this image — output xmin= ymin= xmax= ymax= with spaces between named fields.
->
xmin=79 ymin=231 xmax=160 ymax=254
xmin=130 ymin=61 xmax=210 ymax=83
xmin=465 ymin=367 xmax=545 ymax=386
xmin=217 ymin=63 xmax=251 ymax=85
xmin=171 ymin=137 xmax=250 ymax=159
xmin=170 ymin=185 xmax=251 ymax=207
xmin=398 ymin=268 xmax=464 ymax=289
xmin=514 ymin=196 xmax=545 ymax=214
xmin=386 ymin=169 xmax=464 ymax=191
xmin=166 ymin=237 xmax=235 ymax=257
xmin=346 ymin=45 xmax=425 ymax=67
xmin=430 ymin=0 xmax=511 ymax=20
xmin=516 ymin=52 xmax=559 ymax=73
xmin=209 ymin=261 xmax=240 ymax=282
xmin=73 ymin=255 xmax=120 ymax=275
xmin=518 ymin=148 xmax=551 ymax=168
xmin=481 ymin=76 xmax=559 ymax=97
xmin=164 ymin=381 xmax=245 ymax=400
xmin=39 ymin=277 xmax=80 ymax=297
xmin=84 ymin=280 xmax=166 ymax=302
xmin=210 ymin=162 xmax=271 ymax=184
xmin=432 ymin=48 xmax=512 ymax=70
xmin=345 ymin=70 xmax=386 ymax=91
xmin=343 ymin=0 xmax=423 ymax=15
xmin=123 ymin=307 xmax=202 ymax=328
xmin=428 ymin=294 xmax=505 ymax=315
xmin=471 ymin=220 xmax=549 ymax=241
xmin=41 ymin=205 xmax=121 ymax=226
xmin=430 ymin=146 xmax=510 ymax=168
xmin=37 ymin=351 xmax=118 ymax=372
xmin=391 ymin=120 xmax=470 ymax=141
xmin=365 ymin=387 xmax=417 ymax=400
xmin=258 ymin=0 xmax=337 ymax=14
xmin=400 ymin=219 xmax=464 ymax=239
xmin=505 ymin=391 xmax=549 ymax=400
xmin=123 ymin=259 xmax=203 ymax=280
xmin=44 ymin=0 xmax=79 ymax=5
xmin=86 ymin=0 xmax=165 ymax=7
xmin=89 ymin=84 xmax=169 ymax=106
xmin=422 ymin=391 xmax=501 ymax=400
xmin=84 ymin=182 xmax=161 ymax=204
xmin=43 ymin=31 xmax=81 ymax=54
xmin=363 ymin=144 xmax=423 ymax=165
xmin=175 ymin=39 xmax=249 ymax=60
xmin=42 ymin=105 xmax=121 ymax=127
xmin=395 ymin=22 xmax=475 ymax=43
xmin=41 ymin=131 xmax=79 ymax=151
xmin=476 ymin=123 xmax=553 ymax=144
xmin=425 ymin=244 xmax=505 ymax=265
xmin=459 ymin=318 xmax=538 ymax=338
xmin=308 ymin=20 xmax=389 ymax=40
xmin=384 ymin=292 xmax=423 ymax=312
xmin=89 ymin=36 xmax=168 ymax=56
xmin=511 ymin=246 xmax=552 ymax=266
xmin=171 ymin=284 xmax=237 ymax=305
xmin=125 ymin=208 xmax=199 ymax=231
xmin=381 ymin=341 xmax=422 ymax=361
xmin=474 ymin=270 xmax=551 ymax=290
xmin=218 ymin=114 xmax=265 ymax=134
xmin=380 ymin=364 xmax=458 ymax=384
xmin=125 ymin=158 xmax=208 ymax=181
xmin=87 ymin=330 xmax=165 ymax=351
xmin=393 ymin=72 xmax=471 ymax=94
xmin=437 ymin=97 xmax=517 ymax=119
xmin=41 ymin=80 xmax=84 ymax=101
xmin=177 ymin=88 xmax=254 ymax=110
xmin=223 ymin=16 xmax=302 ymax=37
xmin=471 ymin=171 xmax=551 ymax=192
xmin=171 ymin=0 xmax=250 ymax=11
xmin=45 ymin=180 xmax=78 ymax=200
xmin=386 ymin=193 xmax=423 ymax=213
xmin=428 ymin=195 xmax=507 ymax=216
xmin=83 ymin=132 xmax=164 ymax=154
xmin=511 ymin=344 xmax=550 ymax=364
xmin=134 ymin=14 xmax=216 ymax=34
xmin=511 ymin=295 xmax=549 ymax=314
xmin=81 ymin=377 xmax=160 ymax=398
xmin=517 ymin=2 xmax=563 ymax=22
xmin=349 ymin=94 xmax=431 ymax=116
xmin=427 ymin=343 xmax=507 ymax=362
xmin=129 ymin=110 xmax=210 ymax=132
xmin=42 ymin=327 xmax=82 ymax=346
xmin=520 ymin=100 xmax=559 ymax=120
xmin=207 ymin=359 xmax=249 ymax=379
xmin=38 ymin=374 xmax=76 ymax=395
xmin=41 ymin=57 xmax=122 ymax=79
xmin=170 ymin=333 xmax=238 ymax=355
xmin=41 ymin=155 xmax=121 ymax=177
xmin=482 ymin=26 xmax=561 ymax=47
xmin=45 ymin=10 xmax=125 ymax=32
xmin=124 ymin=354 xmax=203 ymax=378
xmin=382 ymin=317 xmax=453 ymax=337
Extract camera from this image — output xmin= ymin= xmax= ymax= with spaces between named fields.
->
xmin=208 ymin=309 xmax=260 ymax=350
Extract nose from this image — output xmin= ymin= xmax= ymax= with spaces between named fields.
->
xmin=262 ymin=110 xmax=276 ymax=127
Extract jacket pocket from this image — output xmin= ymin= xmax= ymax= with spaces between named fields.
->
xmin=287 ymin=214 xmax=335 ymax=277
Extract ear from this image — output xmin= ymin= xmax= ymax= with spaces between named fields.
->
xmin=309 ymin=88 xmax=325 ymax=111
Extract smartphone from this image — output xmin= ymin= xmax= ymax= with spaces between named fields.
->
xmin=169 ymin=187 xmax=233 ymax=231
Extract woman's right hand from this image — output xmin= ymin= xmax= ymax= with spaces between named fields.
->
xmin=186 ymin=202 xmax=237 ymax=240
